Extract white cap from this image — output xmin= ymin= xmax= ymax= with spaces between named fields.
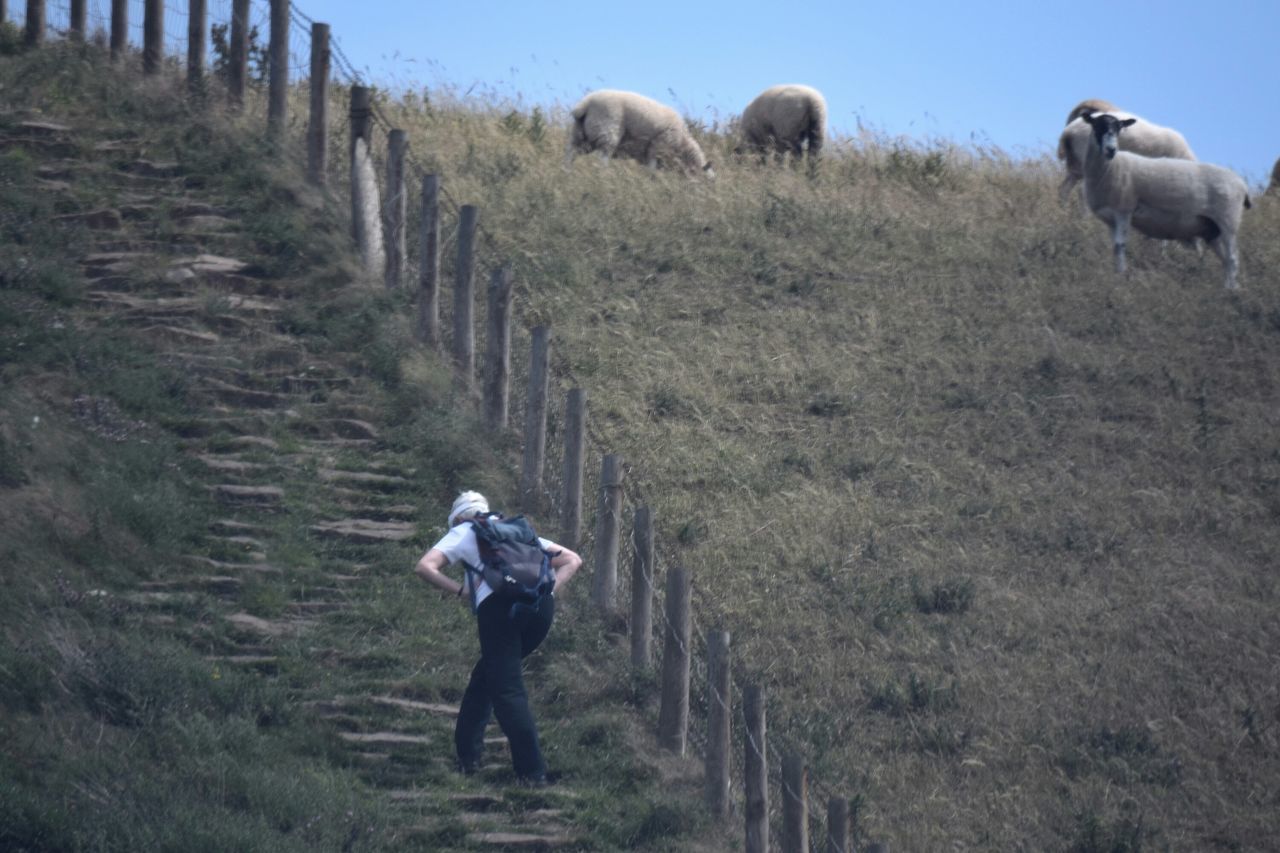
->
xmin=447 ymin=491 xmax=489 ymax=528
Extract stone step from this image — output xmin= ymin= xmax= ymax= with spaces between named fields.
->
xmin=184 ymin=555 xmax=281 ymax=576
xmin=337 ymin=731 xmax=433 ymax=747
xmin=199 ymin=377 xmax=298 ymax=410
xmin=329 ymin=503 xmax=418 ymax=522
xmin=207 ymin=484 xmax=285 ymax=506
xmin=371 ymin=696 xmax=460 ymax=717
xmin=138 ymin=575 xmax=243 ymax=595
xmin=316 ymin=469 xmax=411 ymax=492
xmin=209 ymin=518 xmax=271 ymax=535
xmin=289 ymin=418 xmax=380 ymax=441
xmin=195 ymin=454 xmax=274 ymax=476
xmin=207 ymin=654 xmax=280 ymax=673
xmin=467 ymin=830 xmax=578 ymax=850
xmin=54 ymin=208 xmax=123 ymax=230
xmin=225 ymin=612 xmax=313 ymax=638
xmin=310 ymin=519 xmax=418 ymax=544
xmin=137 ymin=324 xmax=221 ymax=346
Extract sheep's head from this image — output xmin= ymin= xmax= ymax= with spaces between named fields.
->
xmin=1082 ymin=112 xmax=1137 ymax=160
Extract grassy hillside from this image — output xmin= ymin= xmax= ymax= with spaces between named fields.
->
xmin=366 ymin=84 xmax=1280 ymax=849
xmin=0 ymin=43 xmax=731 ymax=852
xmin=4 ymin=37 xmax=1280 ymax=851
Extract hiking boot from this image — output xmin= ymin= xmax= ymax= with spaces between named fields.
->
xmin=515 ymin=773 xmax=550 ymax=789
xmin=455 ymin=757 xmax=482 ymax=776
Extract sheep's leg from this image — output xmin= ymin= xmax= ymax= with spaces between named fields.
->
xmin=1111 ymin=215 xmax=1130 ymax=275
xmin=1058 ymin=173 xmax=1080 ymax=206
xmin=1208 ymin=234 xmax=1240 ymax=290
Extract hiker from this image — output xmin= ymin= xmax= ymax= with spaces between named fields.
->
xmin=413 ymin=491 xmax=583 ymax=786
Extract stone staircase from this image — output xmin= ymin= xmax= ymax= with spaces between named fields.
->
xmin=8 ymin=115 xmax=582 ymax=850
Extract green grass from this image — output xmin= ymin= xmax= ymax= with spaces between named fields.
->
xmin=3 ymin=38 xmax=1280 ymax=852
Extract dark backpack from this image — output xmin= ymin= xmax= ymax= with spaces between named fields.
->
xmin=466 ymin=515 xmax=556 ymax=616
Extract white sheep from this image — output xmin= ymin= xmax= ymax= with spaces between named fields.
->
xmin=565 ymin=90 xmax=713 ymax=178
xmin=1057 ymin=101 xmax=1195 ymax=204
xmin=738 ymin=84 xmax=827 ymax=163
xmin=1080 ymin=111 xmax=1251 ymax=290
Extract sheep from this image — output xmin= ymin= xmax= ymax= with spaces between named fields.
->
xmin=1057 ymin=102 xmax=1194 ymax=204
xmin=738 ymin=84 xmax=827 ymax=163
xmin=565 ymin=90 xmax=713 ymax=178
xmin=1079 ymin=111 xmax=1251 ymax=290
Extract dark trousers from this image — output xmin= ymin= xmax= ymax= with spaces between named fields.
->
xmin=455 ymin=593 xmax=555 ymax=779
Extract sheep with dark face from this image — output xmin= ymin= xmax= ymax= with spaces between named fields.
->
xmin=738 ymin=84 xmax=827 ymax=163
xmin=565 ymin=90 xmax=713 ymax=178
xmin=1057 ymin=101 xmax=1194 ymax=204
xmin=1080 ymin=112 xmax=1251 ymax=290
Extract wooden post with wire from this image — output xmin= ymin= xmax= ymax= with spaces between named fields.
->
xmin=416 ymin=174 xmax=441 ymax=346
xmin=110 ymin=0 xmax=126 ymax=60
xmin=24 ymin=0 xmax=44 ymax=47
xmin=483 ymin=266 xmax=513 ymax=431
xmin=706 ymin=629 xmax=732 ymax=818
xmin=348 ymin=85 xmax=373 ymax=237
xmin=630 ymin=506 xmax=654 ymax=668
xmin=826 ymin=797 xmax=851 ymax=853
xmin=590 ymin=453 xmax=624 ymax=613
xmin=520 ymin=326 xmax=551 ymax=514
xmin=384 ymin=129 xmax=408 ymax=289
xmin=267 ymin=0 xmax=289 ymax=137
xmin=782 ymin=753 xmax=809 ymax=853
xmin=187 ymin=0 xmax=206 ymax=95
xmin=657 ymin=565 xmax=691 ymax=754
xmin=228 ymin=0 xmax=249 ymax=106
xmin=306 ymin=22 xmax=330 ymax=186
xmin=69 ymin=0 xmax=85 ymax=40
xmin=560 ymin=388 xmax=587 ymax=549
xmin=744 ymin=684 xmax=769 ymax=853
xmin=453 ymin=205 xmax=478 ymax=383
xmin=142 ymin=0 xmax=162 ymax=74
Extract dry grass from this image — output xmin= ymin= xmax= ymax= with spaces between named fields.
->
xmin=358 ymin=87 xmax=1280 ymax=849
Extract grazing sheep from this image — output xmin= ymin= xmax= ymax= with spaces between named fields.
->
xmin=1057 ymin=103 xmax=1194 ymax=204
xmin=738 ymin=84 xmax=827 ymax=163
xmin=566 ymin=90 xmax=713 ymax=178
xmin=1064 ymin=98 xmax=1119 ymax=127
xmin=1080 ymin=112 xmax=1251 ymax=290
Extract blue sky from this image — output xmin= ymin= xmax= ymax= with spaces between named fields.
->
xmin=22 ymin=0 xmax=1275 ymax=182
xmin=284 ymin=0 xmax=1278 ymax=184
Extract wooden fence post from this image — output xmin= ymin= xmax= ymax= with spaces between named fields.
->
xmin=416 ymin=174 xmax=441 ymax=347
xmin=228 ymin=0 xmax=249 ymax=106
xmin=706 ymin=629 xmax=732 ymax=818
xmin=630 ymin=505 xmax=654 ymax=668
xmin=187 ymin=0 xmax=206 ymax=95
xmin=782 ymin=753 xmax=808 ymax=853
xmin=744 ymin=684 xmax=769 ymax=853
xmin=826 ymin=798 xmax=851 ymax=853
xmin=657 ymin=565 xmax=691 ymax=754
xmin=142 ymin=0 xmax=162 ymax=74
xmin=520 ymin=326 xmax=551 ymax=514
xmin=23 ymin=0 xmax=44 ymax=47
xmin=306 ymin=22 xmax=330 ymax=186
xmin=483 ymin=266 xmax=513 ymax=430
xmin=384 ymin=129 xmax=408 ymax=289
xmin=590 ymin=453 xmax=624 ymax=613
xmin=349 ymin=85 xmax=373 ymax=236
xmin=267 ymin=0 xmax=288 ymax=137
xmin=452 ymin=205 xmax=478 ymax=383
xmin=110 ymin=0 xmax=126 ymax=60
xmin=69 ymin=0 xmax=85 ymax=40
xmin=561 ymin=388 xmax=586 ymax=549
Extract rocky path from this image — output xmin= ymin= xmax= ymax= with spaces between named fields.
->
xmin=8 ymin=116 xmax=581 ymax=850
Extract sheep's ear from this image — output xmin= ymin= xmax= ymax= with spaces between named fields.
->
xmin=1080 ymin=111 xmax=1097 ymax=125
xmin=1119 ymin=118 xmax=1137 ymax=128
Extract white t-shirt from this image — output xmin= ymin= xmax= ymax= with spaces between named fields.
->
xmin=431 ymin=517 xmax=555 ymax=608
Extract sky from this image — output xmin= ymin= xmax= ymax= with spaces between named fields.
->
xmin=281 ymin=0 xmax=1278 ymax=185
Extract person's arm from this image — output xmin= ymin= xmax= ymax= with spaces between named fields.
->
xmin=415 ymin=548 xmax=467 ymax=600
xmin=543 ymin=541 xmax=583 ymax=593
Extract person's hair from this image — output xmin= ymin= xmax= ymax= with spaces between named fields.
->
xmin=448 ymin=491 xmax=490 ymax=527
